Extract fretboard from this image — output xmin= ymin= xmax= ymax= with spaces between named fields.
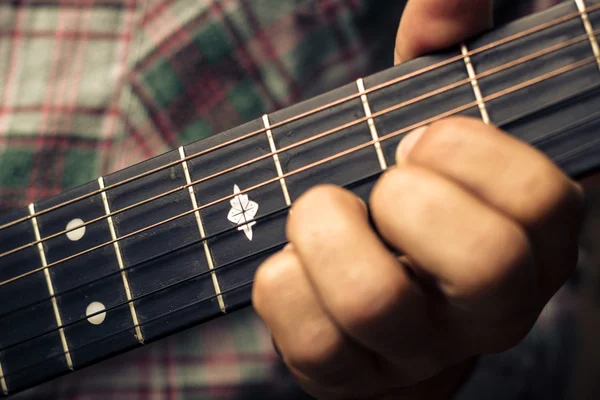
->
xmin=2 ymin=0 xmax=600 ymax=395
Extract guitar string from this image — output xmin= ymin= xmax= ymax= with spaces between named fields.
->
xmin=8 ymin=74 xmax=600 ymax=323
xmin=6 ymin=74 xmax=600 ymax=320
xmin=0 ymin=278 xmax=257 ymax=381
xmin=0 ymin=206 xmax=290 ymax=320
xmin=3 ymin=85 xmax=600 ymax=376
xmin=0 ymin=55 xmax=595 ymax=290
xmin=0 ymin=29 xmax=594 ymax=262
xmin=0 ymin=3 xmax=596 ymax=232
xmin=0 ymin=58 xmax=598 ymax=359
xmin=1 ymin=3 xmax=597 ymax=391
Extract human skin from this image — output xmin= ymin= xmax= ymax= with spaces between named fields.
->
xmin=252 ymin=1 xmax=585 ymax=399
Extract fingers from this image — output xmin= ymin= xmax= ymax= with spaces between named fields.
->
xmin=371 ymin=165 xmax=535 ymax=316
xmin=252 ymin=247 xmax=382 ymax=398
xmin=394 ymin=117 xmax=585 ymax=298
xmin=395 ymin=0 xmax=493 ymax=64
xmin=286 ymin=186 xmax=448 ymax=374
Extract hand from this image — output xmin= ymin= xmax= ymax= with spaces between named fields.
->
xmin=252 ymin=1 xmax=585 ymax=399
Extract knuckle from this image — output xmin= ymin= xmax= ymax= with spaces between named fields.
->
xmin=285 ymin=327 xmax=345 ymax=372
xmin=329 ymin=275 xmax=406 ymax=333
xmin=454 ymin=220 xmax=533 ymax=302
xmin=371 ymin=166 xmax=420 ymax=211
xmin=508 ymin=159 xmax=584 ymax=230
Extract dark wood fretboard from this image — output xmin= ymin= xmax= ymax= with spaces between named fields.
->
xmin=2 ymin=0 xmax=600 ymax=395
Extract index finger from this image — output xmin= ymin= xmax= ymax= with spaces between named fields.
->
xmin=395 ymin=0 xmax=493 ymax=64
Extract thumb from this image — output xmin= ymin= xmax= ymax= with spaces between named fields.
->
xmin=395 ymin=0 xmax=493 ymax=65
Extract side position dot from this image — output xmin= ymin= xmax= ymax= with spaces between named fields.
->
xmin=66 ymin=218 xmax=86 ymax=241
xmin=86 ymin=302 xmax=106 ymax=325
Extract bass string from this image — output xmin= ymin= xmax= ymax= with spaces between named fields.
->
xmin=3 ymin=72 xmax=600 ymax=360
xmin=0 ymin=3 xmax=596 ymax=232
xmin=0 ymin=240 xmax=289 ymax=356
xmin=1 ymin=27 xmax=595 ymax=262
xmin=0 ymin=55 xmax=596 ymax=290
xmin=0 ymin=206 xmax=291 ymax=321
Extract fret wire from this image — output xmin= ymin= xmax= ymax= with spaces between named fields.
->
xmin=1 ymin=3 xmax=598 ymax=234
xmin=98 ymin=177 xmax=144 ymax=344
xmin=0 ymin=55 xmax=595 ymax=292
xmin=576 ymin=0 xmax=600 ymax=70
xmin=178 ymin=146 xmax=226 ymax=313
xmin=27 ymin=204 xmax=74 ymax=370
xmin=5 ymin=56 xmax=597 ymax=358
xmin=262 ymin=114 xmax=292 ymax=206
xmin=1 ymin=27 xmax=594 ymax=265
xmin=461 ymin=43 xmax=491 ymax=124
xmin=4 ymin=73 xmax=599 ymax=367
xmin=6 ymin=77 xmax=597 ymax=374
xmin=0 ymin=230 xmax=290 ymax=354
xmin=0 ymin=362 xmax=7 ymax=395
xmin=0 ymin=206 xmax=290 ymax=322
xmin=356 ymin=78 xmax=387 ymax=170
xmin=5 ymin=165 xmax=381 ymax=336
xmin=7 ymin=76 xmax=599 ymax=325
xmin=1 ymin=277 xmax=255 ymax=382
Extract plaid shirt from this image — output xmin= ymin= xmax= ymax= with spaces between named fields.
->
xmin=0 ymin=1 xmax=576 ymax=399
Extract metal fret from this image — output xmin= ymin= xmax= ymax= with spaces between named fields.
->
xmin=0 ymin=362 xmax=7 ymax=395
xmin=178 ymin=147 xmax=226 ymax=313
xmin=97 ymin=177 xmax=144 ymax=343
xmin=262 ymin=114 xmax=292 ymax=206
xmin=575 ymin=0 xmax=600 ymax=69
xmin=461 ymin=43 xmax=491 ymax=124
xmin=356 ymin=78 xmax=388 ymax=170
xmin=27 ymin=204 xmax=74 ymax=370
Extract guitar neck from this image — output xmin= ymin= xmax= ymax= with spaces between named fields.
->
xmin=2 ymin=0 xmax=600 ymax=395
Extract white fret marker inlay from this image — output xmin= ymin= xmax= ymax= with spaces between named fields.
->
xmin=178 ymin=147 xmax=226 ymax=313
xmin=461 ymin=44 xmax=491 ymax=124
xmin=85 ymin=301 xmax=107 ymax=325
xmin=65 ymin=218 xmax=86 ymax=241
xmin=356 ymin=78 xmax=387 ymax=170
xmin=227 ymin=184 xmax=259 ymax=240
xmin=262 ymin=114 xmax=292 ymax=206
xmin=575 ymin=0 xmax=600 ymax=70
xmin=0 ymin=361 xmax=7 ymax=395
xmin=98 ymin=177 xmax=144 ymax=343
xmin=28 ymin=204 xmax=74 ymax=370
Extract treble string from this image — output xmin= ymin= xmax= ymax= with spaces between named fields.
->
xmin=0 ymin=53 xmax=596 ymax=290
xmin=0 ymin=3 xmax=596 ymax=234
xmin=0 ymin=28 xmax=597 ymax=265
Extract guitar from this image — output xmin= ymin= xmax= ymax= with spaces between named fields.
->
xmin=1 ymin=0 xmax=600 ymax=396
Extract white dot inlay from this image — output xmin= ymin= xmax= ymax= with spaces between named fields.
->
xmin=66 ymin=218 xmax=86 ymax=241
xmin=85 ymin=302 xmax=106 ymax=325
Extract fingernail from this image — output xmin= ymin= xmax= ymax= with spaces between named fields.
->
xmin=396 ymin=126 xmax=427 ymax=164
xmin=283 ymin=243 xmax=294 ymax=251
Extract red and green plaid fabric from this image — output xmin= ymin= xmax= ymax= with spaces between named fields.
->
xmin=0 ymin=1 xmax=576 ymax=399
